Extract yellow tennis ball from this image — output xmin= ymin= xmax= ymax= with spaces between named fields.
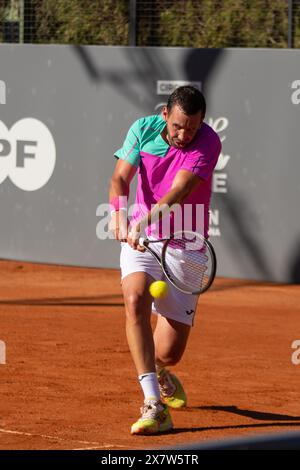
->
xmin=149 ymin=280 xmax=168 ymax=299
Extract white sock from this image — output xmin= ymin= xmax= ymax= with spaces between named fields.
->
xmin=138 ymin=372 xmax=161 ymax=401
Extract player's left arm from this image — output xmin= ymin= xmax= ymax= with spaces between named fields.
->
xmin=170 ymin=169 xmax=204 ymax=199
xmin=144 ymin=169 xmax=204 ymax=224
xmin=128 ymin=133 xmax=221 ymax=248
xmin=144 ymin=130 xmax=222 ymax=225
xmin=128 ymin=170 xmax=203 ymax=247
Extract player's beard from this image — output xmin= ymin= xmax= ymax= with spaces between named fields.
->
xmin=166 ymin=129 xmax=186 ymax=149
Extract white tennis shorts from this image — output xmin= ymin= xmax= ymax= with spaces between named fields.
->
xmin=120 ymin=242 xmax=199 ymax=326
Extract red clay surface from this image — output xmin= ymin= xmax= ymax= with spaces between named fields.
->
xmin=0 ymin=259 xmax=299 ymax=450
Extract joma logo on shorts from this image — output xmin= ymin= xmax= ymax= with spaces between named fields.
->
xmin=185 ymin=309 xmax=194 ymax=316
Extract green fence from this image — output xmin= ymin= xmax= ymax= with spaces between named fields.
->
xmin=0 ymin=0 xmax=299 ymax=47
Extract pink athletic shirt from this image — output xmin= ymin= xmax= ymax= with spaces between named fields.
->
xmin=114 ymin=115 xmax=221 ymax=238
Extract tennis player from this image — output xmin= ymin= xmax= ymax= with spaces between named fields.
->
xmin=108 ymin=86 xmax=221 ymax=435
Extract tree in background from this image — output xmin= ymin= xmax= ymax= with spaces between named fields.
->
xmin=140 ymin=0 xmax=289 ymax=48
xmin=0 ymin=0 xmax=298 ymax=48
xmin=0 ymin=0 xmax=21 ymax=42
xmin=294 ymin=0 xmax=300 ymax=48
xmin=32 ymin=0 xmax=129 ymax=45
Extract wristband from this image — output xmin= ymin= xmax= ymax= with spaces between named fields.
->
xmin=109 ymin=195 xmax=128 ymax=213
xmin=110 ymin=207 xmax=127 ymax=215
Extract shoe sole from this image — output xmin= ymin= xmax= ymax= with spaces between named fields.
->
xmin=131 ymin=422 xmax=173 ymax=435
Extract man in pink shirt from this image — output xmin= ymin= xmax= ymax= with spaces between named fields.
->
xmin=109 ymin=86 xmax=221 ymax=435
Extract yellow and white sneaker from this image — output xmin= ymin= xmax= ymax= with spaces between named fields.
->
xmin=157 ymin=368 xmax=187 ymax=409
xmin=131 ymin=398 xmax=173 ymax=435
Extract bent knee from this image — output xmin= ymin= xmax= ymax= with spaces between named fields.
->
xmin=125 ymin=292 xmax=143 ymax=310
xmin=156 ymin=350 xmax=183 ymax=367
xmin=124 ymin=293 xmax=150 ymax=323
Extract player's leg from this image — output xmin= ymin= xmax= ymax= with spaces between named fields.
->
xmin=153 ymin=316 xmax=191 ymax=409
xmin=122 ymin=271 xmax=156 ymax=375
xmin=121 ymin=271 xmax=173 ymax=434
xmin=154 ymin=315 xmax=191 ymax=367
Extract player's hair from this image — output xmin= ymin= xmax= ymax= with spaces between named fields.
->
xmin=167 ymin=85 xmax=206 ymax=117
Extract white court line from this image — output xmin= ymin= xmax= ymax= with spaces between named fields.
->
xmin=0 ymin=428 xmax=143 ymax=450
xmin=73 ymin=444 xmax=132 ymax=450
xmin=0 ymin=428 xmax=100 ymax=446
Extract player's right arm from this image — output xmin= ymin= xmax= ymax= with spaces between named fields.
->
xmin=108 ymin=159 xmax=137 ymax=241
xmin=109 ymin=119 xmax=141 ymax=241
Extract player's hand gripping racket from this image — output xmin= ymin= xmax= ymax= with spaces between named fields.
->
xmin=139 ymin=230 xmax=216 ymax=295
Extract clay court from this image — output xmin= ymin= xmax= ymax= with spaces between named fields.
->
xmin=0 ymin=259 xmax=299 ymax=450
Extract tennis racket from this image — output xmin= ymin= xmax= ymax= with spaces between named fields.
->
xmin=139 ymin=230 xmax=216 ymax=295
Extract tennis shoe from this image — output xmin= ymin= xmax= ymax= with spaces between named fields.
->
xmin=157 ymin=368 xmax=187 ymax=409
xmin=131 ymin=398 xmax=173 ymax=435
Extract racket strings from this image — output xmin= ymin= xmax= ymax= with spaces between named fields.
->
xmin=163 ymin=237 xmax=211 ymax=292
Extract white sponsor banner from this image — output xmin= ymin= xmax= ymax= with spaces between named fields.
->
xmin=157 ymin=80 xmax=202 ymax=95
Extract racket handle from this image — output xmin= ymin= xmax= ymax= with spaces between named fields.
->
xmin=139 ymin=237 xmax=146 ymax=246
